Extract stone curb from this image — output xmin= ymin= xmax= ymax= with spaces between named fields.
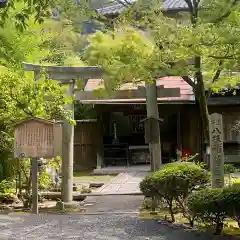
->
xmin=82 ymin=192 xmax=143 ymax=196
xmin=40 ymin=191 xmax=143 ymax=197
xmin=76 ymin=211 xmax=140 ymax=215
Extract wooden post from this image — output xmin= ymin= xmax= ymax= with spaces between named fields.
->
xmin=209 ymin=113 xmax=224 ymax=188
xmin=31 ymin=158 xmax=38 ymax=214
xmin=96 ymin=115 xmax=104 ymax=169
xmin=176 ymin=112 xmax=182 ymax=161
xmin=145 ymin=81 xmax=162 ymax=171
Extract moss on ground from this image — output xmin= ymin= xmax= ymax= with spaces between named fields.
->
xmin=139 ymin=209 xmax=240 ymax=237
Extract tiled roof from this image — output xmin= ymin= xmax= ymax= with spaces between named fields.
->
xmin=81 ymin=76 xmax=195 ymax=104
xmin=97 ymin=0 xmax=189 ymax=15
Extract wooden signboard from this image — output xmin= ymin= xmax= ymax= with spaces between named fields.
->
xmin=209 ymin=113 xmax=224 ymax=188
xmin=13 ymin=117 xmax=62 ymax=214
xmin=14 ymin=117 xmax=62 ymax=159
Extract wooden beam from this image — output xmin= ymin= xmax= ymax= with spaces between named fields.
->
xmin=208 ymin=97 xmax=240 ymax=105
xmin=23 ymin=62 xmax=104 ymax=80
xmin=75 ymin=88 xmax=180 ymax=101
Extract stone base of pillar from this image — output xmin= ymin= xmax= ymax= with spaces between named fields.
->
xmin=96 ymin=153 xmax=103 ymax=169
xmin=55 ymin=201 xmax=83 ymax=211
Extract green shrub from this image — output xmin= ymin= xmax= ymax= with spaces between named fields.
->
xmin=224 ymin=164 xmax=236 ymax=175
xmin=161 ymin=162 xmax=210 ymax=191
xmin=222 ymin=186 xmax=240 ymax=227
xmin=39 ymin=171 xmax=52 ymax=190
xmin=141 ymin=197 xmax=154 ymax=210
xmin=187 ymin=186 xmax=240 ymax=235
xmin=139 ymin=175 xmax=155 ymax=197
xmin=140 ymin=162 xmax=210 ymax=223
xmin=0 ymin=180 xmax=17 ymax=204
xmin=80 ymin=186 xmax=92 ymax=194
xmin=0 ymin=192 xmax=17 ymax=204
xmin=187 ymin=188 xmax=226 ymax=234
xmin=224 ymin=164 xmax=237 ymax=185
xmin=0 ymin=180 xmax=15 ymax=194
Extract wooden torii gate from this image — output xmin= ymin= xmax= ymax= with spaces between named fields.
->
xmin=23 ymin=62 xmax=180 ymax=203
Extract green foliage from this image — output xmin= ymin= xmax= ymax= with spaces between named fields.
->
xmin=225 ymin=164 xmax=237 ymax=185
xmin=39 ymin=172 xmax=52 ymax=190
xmin=224 ymin=164 xmax=236 ymax=175
xmin=80 ymin=186 xmax=92 ymax=194
xmin=0 ymin=192 xmax=17 ymax=204
xmin=15 ymin=156 xmax=61 ymax=204
xmin=222 ymin=186 xmax=240 ymax=218
xmin=141 ymin=197 xmax=153 ymax=210
xmin=0 ymin=71 xmax=72 ymax=120
xmin=85 ymin=4 xmax=240 ymax=90
xmin=187 ymin=188 xmax=226 ymax=234
xmin=187 ymin=186 xmax=240 ymax=234
xmin=139 ymin=175 xmax=155 ymax=198
xmin=140 ymin=162 xmax=210 ymax=222
xmin=0 ymin=3 xmax=81 ymax=182
xmin=0 ymin=180 xmax=15 ymax=194
xmin=159 ymin=162 xmax=211 ymax=190
xmin=74 ymin=103 xmax=97 ymax=120
xmin=85 ymin=0 xmax=240 ymax=152
xmin=0 ymin=6 xmax=83 ymax=69
xmin=39 ymin=156 xmax=61 ymax=190
xmin=0 ymin=0 xmax=58 ymax=31
xmin=85 ymin=28 xmax=172 ymax=91
xmin=0 ymin=179 xmax=16 ymax=204
xmin=0 ymin=159 xmax=16 ymax=182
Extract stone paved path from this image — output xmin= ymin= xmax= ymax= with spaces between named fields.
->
xmin=95 ymin=172 xmax=149 ymax=194
xmin=83 ymin=195 xmax=144 ymax=213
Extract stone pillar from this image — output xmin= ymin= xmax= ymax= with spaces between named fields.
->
xmin=96 ymin=153 xmax=103 ymax=169
xmin=61 ymin=81 xmax=74 ymax=203
xmin=145 ymin=81 xmax=162 ymax=171
xmin=209 ymin=113 xmax=224 ymax=188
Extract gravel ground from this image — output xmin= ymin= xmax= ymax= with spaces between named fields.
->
xmin=0 ymin=213 xmax=218 ymax=240
xmin=0 ymin=196 xmax=237 ymax=240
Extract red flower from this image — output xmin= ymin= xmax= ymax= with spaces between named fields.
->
xmin=182 ymin=149 xmax=191 ymax=157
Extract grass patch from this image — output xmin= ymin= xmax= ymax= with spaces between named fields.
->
xmin=73 ymin=171 xmax=116 ymax=182
xmin=139 ymin=208 xmax=240 ymax=237
xmin=139 ymin=210 xmax=188 ymax=225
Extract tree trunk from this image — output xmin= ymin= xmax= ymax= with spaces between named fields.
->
xmin=193 ymin=54 xmax=210 ymax=164
xmin=215 ymin=222 xmax=223 ymax=235
xmin=189 ymin=219 xmax=194 ymax=227
xmin=197 ymin=88 xmax=210 ymax=144
xmin=196 ymin=76 xmax=210 ymax=165
xmin=168 ymin=200 xmax=175 ymax=222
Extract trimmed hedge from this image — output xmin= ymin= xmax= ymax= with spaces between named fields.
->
xmin=187 ymin=186 xmax=240 ymax=235
xmin=140 ymin=162 xmax=240 ymax=235
xmin=140 ymin=162 xmax=210 ymax=222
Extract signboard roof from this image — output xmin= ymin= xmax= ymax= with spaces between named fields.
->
xmin=12 ymin=117 xmax=56 ymax=127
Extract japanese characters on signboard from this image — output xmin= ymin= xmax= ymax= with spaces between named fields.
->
xmin=210 ymin=113 xmax=224 ymax=188
xmin=14 ymin=118 xmax=62 ymax=159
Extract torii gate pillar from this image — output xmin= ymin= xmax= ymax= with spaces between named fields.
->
xmin=23 ymin=63 xmax=103 ymax=203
